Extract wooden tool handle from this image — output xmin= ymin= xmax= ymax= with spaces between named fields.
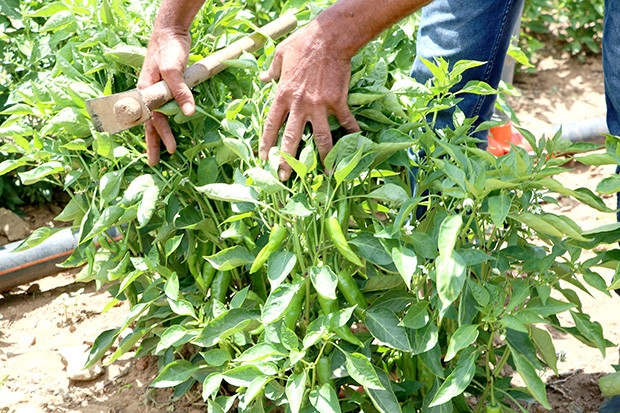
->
xmin=139 ymin=14 xmax=298 ymax=111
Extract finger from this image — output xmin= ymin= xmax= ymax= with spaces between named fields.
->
xmin=259 ymin=50 xmax=283 ymax=83
xmin=260 ymin=99 xmax=289 ymax=160
xmin=161 ymin=67 xmax=195 ymax=116
xmin=278 ymin=113 xmax=305 ymax=181
xmin=333 ymin=106 xmax=361 ymax=134
xmin=151 ymin=112 xmax=177 ymax=155
xmin=145 ymin=120 xmax=161 ymax=166
xmin=309 ymin=114 xmax=333 ymax=163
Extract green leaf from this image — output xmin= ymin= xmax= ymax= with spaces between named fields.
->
xmin=40 ymin=10 xmax=75 ymax=32
xmin=267 ymin=251 xmax=297 ymax=291
xmin=437 ymin=213 xmax=462 ymax=256
xmin=348 ymin=92 xmax=386 ymax=106
xmin=309 ymin=265 xmax=338 ymax=300
xmin=18 ymin=161 xmax=64 ymax=185
xmin=512 ymin=352 xmax=551 ymax=409
xmin=155 ymin=325 xmax=195 ymax=355
xmin=281 ymin=193 xmax=314 ymax=217
xmin=365 ymin=307 xmax=411 ymax=351
xmin=399 ymin=301 xmax=429 ymax=329
xmin=99 ymin=170 xmax=124 ymax=203
xmin=444 ymin=324 xmax=479 ymax=362
xmin=429 ymin=348 xmax=477 ymax=407
xmin=363 ymin=183 xmax=410 ymax=207
xmin=203 ymin=372 xmax=223 ymax=400
xmin=235 ymin=343 xmax=286 ymax=363
xmin=104 ymin=44 xmax=146 ymax=69
xmin=309 ymin=383 xmax=342 ymax=413
xmin=525 ymin=297 xmax=576 ymax=316
xmin=206 ymin=246 xmax=255 ymax=271
xmin=0 ymin=157 xmax=28 ymax=176
xmin=599 ymin=371 xmax=620 ymax=397
xmin=280 ymin=152 xmax=308 ymax=177
xmin=168 ymin=298 xmax=197 ymax=318
xmin=344 ymin=352 xmax=384 ymax=390
xmin=391 ymin=245 xmax=417 ymax=288
xmin=488 ymin=193 xmax=511 ymax=227
xmin=151 ymin=360 xmax=200 ymax=388
xmin=197 ymin=183 xmax=258 ymax=203
xmin=530 ymin=326 xmax=558 ymax=375
xmin=365 ymin=369 xmax=403 ymax=413
xmin=303 ymin=316 xmax=329 ymax=349
xmin=85 ymin=328 xmax=119 ymax=368
xmin=194 ymin=308 xmax=260 ymax=347
xmin=164 ymin=273 xmax=180 ymax=301
xmin=222 ymin=365 xmax=265 ymax=387
xmin=334 ymin=145 xmax=364 ymax=184
xmin=286 ymin=371 xmax=306 ymax=413
xmin=203 ymin=349 xmax=232 ymax=367
xmin=597 ymin=175 xmax=620 ymax=194
xmin=349 ymin=232 xmax=392 ymax=266
xmin=436 ymin=251 xmax=467 ymax=311
xmin=137 ymin=179 xmax=160 ymax=227
xmin=13 ymin=227 xmax=63 ymax=252
xmin=246 ymin=167 xmax=288 ymax=194
xmin=570 ymin=310 xmax=607 ymax=356
xmin=262 ymin=282 xmax=303 ymax=324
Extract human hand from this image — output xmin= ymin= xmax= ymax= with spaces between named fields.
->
xmin=138 ymin=28 xmax=195 ymax=166
xmin=259 ymin=22 xmax=361 ymax=180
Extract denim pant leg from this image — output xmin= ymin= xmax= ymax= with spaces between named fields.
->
xmin=411 ymin=0 xmax=525 ymax=142
xmin=604 ymin=1 xmax=620 ymax=219
xmin=408 ymin=0 xmax=524 ymax=204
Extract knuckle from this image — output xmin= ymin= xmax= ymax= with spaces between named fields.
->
xmin=281 ymin=131 xmax=300 ymax=147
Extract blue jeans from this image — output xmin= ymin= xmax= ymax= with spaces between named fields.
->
xmin=408 ymin=0 xmax=524 ymax=203
xmin=411 ymin=0 xmax=525 ymax=142
xmin=604 ymin=1 xmax=620 ymax=218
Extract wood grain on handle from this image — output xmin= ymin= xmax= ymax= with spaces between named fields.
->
xmin=139 ymin=14 xmax=297 ymax=111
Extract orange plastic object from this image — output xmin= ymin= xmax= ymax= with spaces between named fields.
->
xmin=487 ymin=120 xmax=532 ymax=156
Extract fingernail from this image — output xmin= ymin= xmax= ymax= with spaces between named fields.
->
xmin=278 ymin=169 xmax=288 ymax=181
xmin=181 ymin=102 xmax=194 ymax=116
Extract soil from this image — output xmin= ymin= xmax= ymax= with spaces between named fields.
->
xmin=0 ymin=45 xmax=618 ymax=412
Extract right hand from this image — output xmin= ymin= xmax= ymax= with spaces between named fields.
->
xmin=258 ymin=21 xmax=361 ymax=180
xmin=137 ymin=27 xmax=195 ymax=166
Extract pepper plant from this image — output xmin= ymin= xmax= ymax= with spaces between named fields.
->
xmin=2 ymin=1 xmax=620 ymax=412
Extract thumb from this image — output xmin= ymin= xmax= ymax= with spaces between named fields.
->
xmin=259 ymin=52 xmax=283 ymax=83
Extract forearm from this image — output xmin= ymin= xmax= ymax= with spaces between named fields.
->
xmin=153 ymin=0 xmax=206 ymax=33
xmin=315 ymin=0 xmax=432 ymax=59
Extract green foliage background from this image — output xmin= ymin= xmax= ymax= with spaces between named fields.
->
xmin=1 ymin=1 xmax=619 ymax=412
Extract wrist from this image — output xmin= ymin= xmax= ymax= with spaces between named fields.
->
xmin=313 ymin=0 xmax=428 ymax=60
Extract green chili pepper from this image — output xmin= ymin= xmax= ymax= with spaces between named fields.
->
xmin=317 ymin=292 xmax=362 ymax=347
xmin=211 ymin=270 xmax=231 ymax=303
xmin=283 ymin=282 xmax=306 ymax=330
xmin=325 ymin=217 xmax=363 ymax=267
xmin=336 ymin=269 xmax=367 ymax=320
xmin=337 ymin=199 xmax=350 ymax=230
xmin=249 ymin=271 xmax=268 ymax=301
xmin=250 ymin=223 xmax=288 ymax=274
xmin=97 ymin=235 xmax=113 ymax=251
xmin=197 ymin=261 xmax=216 ymax=295
xmin=486 ymin=402 xmax=501 ymax=413
xmin=189 ymin=239 xmax=209 ymax=279
xmin=399 ymin=353 xmax=416 ymax=381
xmin=316 ymin=357 xmax=334 ymax=387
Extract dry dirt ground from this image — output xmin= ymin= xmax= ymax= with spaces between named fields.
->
xmin=0 ymin=46 xmax=619 ymax=412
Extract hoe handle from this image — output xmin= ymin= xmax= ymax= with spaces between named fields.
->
xmin=140 ymin=14 xmax=298 ymax=111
